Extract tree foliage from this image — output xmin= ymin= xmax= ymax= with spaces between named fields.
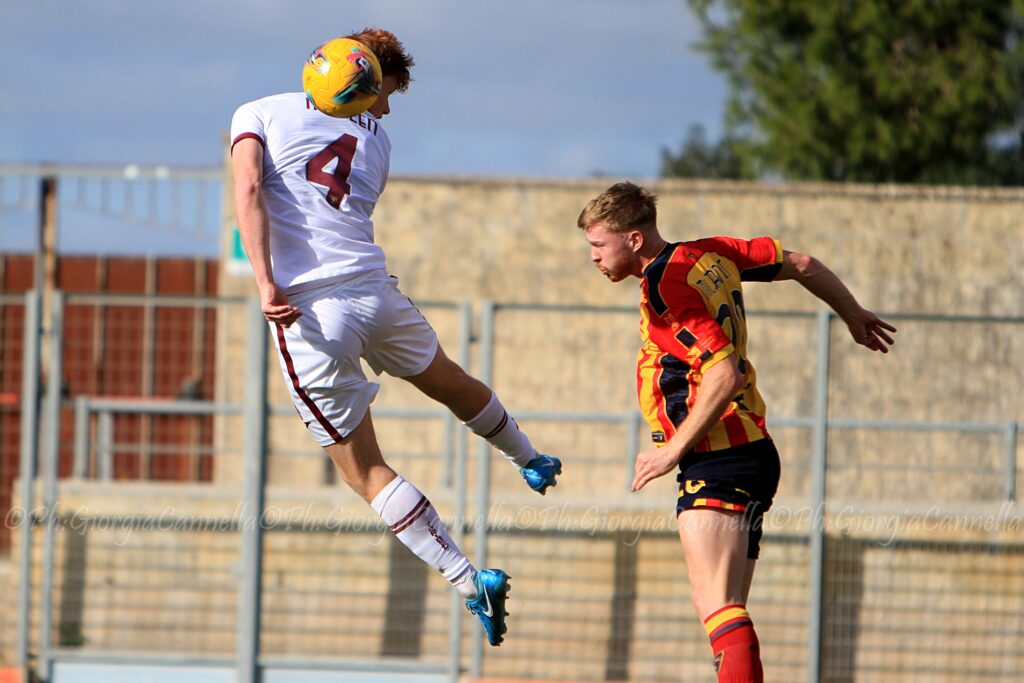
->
xmin=669 ymin=0 xmax=1024 ymax=184
xmin=660 ymin=125 xmax=746 ymax=179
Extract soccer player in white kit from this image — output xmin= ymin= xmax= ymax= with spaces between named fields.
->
xmin=230 ymin=28 xmax=561 ymax=646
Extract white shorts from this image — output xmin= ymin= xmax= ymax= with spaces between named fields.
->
xmin=271 ymin=272 xmax=439 ymax=446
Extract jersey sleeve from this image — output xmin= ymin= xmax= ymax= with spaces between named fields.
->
xmin=230 ymin=102 xmax=266 ymax=153
xmin=700 ymin=235 xmax=783 ymax=282
xmin=656 ymin=260 xmax=735 ymax=373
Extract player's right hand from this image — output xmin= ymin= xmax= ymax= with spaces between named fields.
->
xmin=844 ymin=308 xmax=896 ymax=353
xmin=259 ymin=283 xmax=302 ymax=327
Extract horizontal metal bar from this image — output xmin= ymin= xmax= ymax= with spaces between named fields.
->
xmin=828 ymin=418 xmax=1016 ymax=434
xmin=84 ymin=398 xmax=242 ymax=415
xmin=871 ymin=312 xmax=1024 ymax=324
xmin=65 ymin=293 xmax=247 ymax=307
xmin=40 ymin=649 xmax=233 ymax=667
xmin=494 ymin=302 xmax=636 ymax=314
xmin=768 ymin=416 xmax=818 ymax=429
xmin=46 ymin=501 xmax=1024 ymax=532
xmin=500 ymin=412 xmax=1014 ymax=436
xmin=0 ymin=163 xmax=223 ymax=181
xmin=0 ymin=294 xmax=26 ymax=305
xmin=513 ymin=410 xmax=638 ymax=423
xmin=491 ymin=303 xmax=1019 ymax=325
xmin=54 ymin=514 xmax=242 ymax=530
xmin=492 ymin=303 xmax=820 ymax=319
xmin=90 ymin=442 xmax=220 ymax=457
xmin=269 ymin=404 xmax=449 ymax=419
xmin=827 ymin=462 xmax=1004 ymax=474
xmin=259 ymin=655 xmax=449 ymax=673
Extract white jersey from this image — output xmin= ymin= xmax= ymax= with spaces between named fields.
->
xmin=230 ymin=93 xmax=390 ymax=291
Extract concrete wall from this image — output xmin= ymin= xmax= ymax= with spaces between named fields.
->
xmin=368 ymin=177 xmax=1023 ymax=315
xmin=217 ymin=175 xmax=1024 ymax=502
xmin=5 ymin=176 xmax=1021 ymax=680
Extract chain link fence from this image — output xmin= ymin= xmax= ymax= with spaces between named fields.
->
xmin=4 ymin=163 xmax=1021 ymax=683
xmin=3 ymin=292 xmax=1022 ymax=683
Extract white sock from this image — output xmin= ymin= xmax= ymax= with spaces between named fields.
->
xmin=370 ymin=475 xmax=473 ymax=583
xmin=452 ymin=568 xmax=478 ymax=600
xmin=464 ymin=392 xmax=537 ymax=468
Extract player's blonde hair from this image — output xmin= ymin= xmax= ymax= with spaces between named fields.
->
xmin=347 ymin=27 xmax=415 ymax=92
xmin=577 ymin=181 xmax=658 ymax=233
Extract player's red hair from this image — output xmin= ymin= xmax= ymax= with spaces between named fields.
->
xmin=578 ymin=181 xmax=658 ymax=233
xmin=347 ymin=27 xmax=415 ymax=92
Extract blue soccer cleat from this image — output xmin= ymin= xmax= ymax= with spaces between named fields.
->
xmin=520 ymin=454 xmax=562 ymax=495
xmin=465 ymin=568 xmax=510 ymax=646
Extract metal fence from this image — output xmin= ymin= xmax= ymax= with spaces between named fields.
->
xmin=0 ymin=163 xmax=222 ymax=255
xmin=471 ymin=303 xmax=1023 ymax=683
xmin=4 ymin=292 xmax=1022 ymax=683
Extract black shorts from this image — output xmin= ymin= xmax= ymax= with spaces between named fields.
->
xmin=675 ymin=439 xmax=781 ymax=560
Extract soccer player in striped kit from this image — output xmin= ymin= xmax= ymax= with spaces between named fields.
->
xmin=230 ymin=28 xmax=561 ymax=646
xmin=578 ymin=182 xmax=895 ymax=682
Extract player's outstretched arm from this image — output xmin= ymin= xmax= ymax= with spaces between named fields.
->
xmin=775 ymin=250 xmax=896 ymax=353
xmin=231 ymin=139 xmax=301 ymax=327
xmin=631 ymin=355 xmax=745 ymax=492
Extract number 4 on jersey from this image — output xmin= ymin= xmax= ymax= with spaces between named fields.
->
xmin=305 ymin=134 xmax=358 ymax=209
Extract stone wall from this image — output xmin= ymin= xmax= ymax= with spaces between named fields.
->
xmin=6 ymin=175 xmax=1019 ymax=679
xmin=217 ymin=174 xmax=1024 ymax=502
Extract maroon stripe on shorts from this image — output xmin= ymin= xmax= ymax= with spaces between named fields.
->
xmin=275 ymin=323 xmax=344 ymax=443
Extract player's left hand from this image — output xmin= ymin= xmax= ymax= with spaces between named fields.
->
xmin=844 ymin=308 xmax=897 ymax=353
xmin=631 ymin=446 xmax=682 ymax=492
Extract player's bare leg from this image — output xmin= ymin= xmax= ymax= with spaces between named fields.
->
xmin=324 ymin=410 xmax=510 ymax=645
xmin=404 ymin=346 xmax=561 ymax=494
xmin=402 ymin=345 xmax=490 ymax=420
xmin=679 ymin=508 xmax=764 ymax=683
xmin=323 ymin=410 xmax=397 ymax=503
xmin=741 ymin=559 xmax=757 ymax=605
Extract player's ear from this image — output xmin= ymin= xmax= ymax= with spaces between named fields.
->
xmin=628 ymin=229 xmax=644 ymax=253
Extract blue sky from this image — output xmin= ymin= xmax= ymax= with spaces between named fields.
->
xmin=0 ymin=0 xmax=727 ymax=254
xmin=0 ymin=0 xmax=724 ymax=176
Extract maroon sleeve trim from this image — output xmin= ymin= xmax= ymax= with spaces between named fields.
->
xmin=231 ymin=132 xmax=265 ymax=153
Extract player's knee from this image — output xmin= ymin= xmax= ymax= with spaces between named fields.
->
xmin=429 ymin=362 xmax=477 ymax=401
xmin=690 ymin=587 xmax=711 ymax=615
xmin=690 ymin=585 xmax=732 ymax=619
xmin=336 ymin=463 xmax=391 ymax=502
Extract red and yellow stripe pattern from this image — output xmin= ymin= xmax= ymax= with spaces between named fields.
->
xmin=637 ymin=238 xmax=780 ymax=452
xmin=703 ymin=604 xmax=753 ymax=646
xmin=689 ymin=498 xmax=747 ymax=512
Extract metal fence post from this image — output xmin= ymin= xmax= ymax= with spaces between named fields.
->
xmin=807 ymin=309 xmax=832 ymax=683
xmin=470 ymin=300 xmax=496 ymax=679
xmin=16 ymin=290 xmax=42 ymax=679
xmin=38 ymin=291 xmax=65 ymax=682
xmin=1005 ymin=422 xmax=1018 ymax=502
xmin=97 ymin=412 xmax=114 ymax=481
xmin=72 ymin=396 xmax=90 ymax=479
xmin=447 ymin=301 xmax=473 ymax=683
xmin=626 ymin=413 xmax=640 ymax=491
xmin=237 ymin=298 xmax=269 ymax=683
xmin=444 ymin=302 xmax=474 ymax=489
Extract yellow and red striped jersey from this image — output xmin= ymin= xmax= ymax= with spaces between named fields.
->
xmin=637 ymin=236 xmax=783 ymax=452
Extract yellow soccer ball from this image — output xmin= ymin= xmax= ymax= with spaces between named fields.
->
xmin=302 ymin=38 xmax=382 ymax=118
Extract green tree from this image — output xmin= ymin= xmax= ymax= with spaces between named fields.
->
xmin=672 ymin=0 xmax=1024 ymax=185
xmin=660 ymin=125 xmax=748 ymax=179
